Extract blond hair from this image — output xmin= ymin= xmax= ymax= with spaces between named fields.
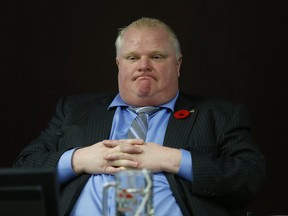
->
xmin=115 ymin=17 xmax=182 ymax=59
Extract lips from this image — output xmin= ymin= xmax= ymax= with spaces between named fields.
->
xmin=133 ymin=75 xmax=156 ymax=81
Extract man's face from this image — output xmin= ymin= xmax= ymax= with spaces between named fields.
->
xmin=116 ymin=27 xmax=182 ymax=106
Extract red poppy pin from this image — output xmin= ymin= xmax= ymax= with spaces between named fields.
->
xmin=174 ymin=108 xmax=195 ymax=119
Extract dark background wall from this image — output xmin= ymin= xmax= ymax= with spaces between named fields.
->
xmin=1 ymin=0 xmax=287 ymax=215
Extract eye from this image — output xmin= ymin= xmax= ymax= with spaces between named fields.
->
xmin=153 ymin=55 xmax=163 ymax=59
xmin=152 ymin=54 xmax=166 ymax=60
xmin=126 ymin=56 xmax=138 ymax=61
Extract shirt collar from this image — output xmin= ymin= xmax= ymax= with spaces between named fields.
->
xmin=108 ymin=91 xmax=179 ymax=112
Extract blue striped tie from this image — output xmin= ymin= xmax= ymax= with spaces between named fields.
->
xmin=127 ymin=106 xmax=160 ymax=140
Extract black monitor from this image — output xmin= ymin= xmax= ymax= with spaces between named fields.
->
xmin=0 ymin=168 xmax=59 ymax=216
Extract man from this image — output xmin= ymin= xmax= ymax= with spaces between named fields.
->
xmin=14 ymin=17 xmax=265 ymax=216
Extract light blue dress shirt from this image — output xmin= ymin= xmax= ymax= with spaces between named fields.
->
xmin=57 ymin=92 xmax=193 ymax=216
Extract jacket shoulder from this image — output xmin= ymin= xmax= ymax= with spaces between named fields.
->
xmin=62 ymin=92 xmax=117 ymax=106
xmin=179 ymin=92 xmax=246 ymax=114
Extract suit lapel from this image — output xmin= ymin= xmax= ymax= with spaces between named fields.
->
xmin=163 ymin=93 xmax=198 ymax=149
xmin=85 ymin=95 xmax=116 ymax=146
xmin=164 ymin=93 xmax=199 ymax=215
xmin=62 ymin=94 xmax=117 ymax=215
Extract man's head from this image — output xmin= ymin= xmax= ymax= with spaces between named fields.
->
xmin=115 ymin=17 xmax=182 ymax=106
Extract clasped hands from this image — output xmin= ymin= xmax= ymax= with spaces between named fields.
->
xmin=72 ymin=139 xmax=181 ymax=175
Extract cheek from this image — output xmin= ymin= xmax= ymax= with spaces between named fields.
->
xmin=118 ymin=66 xmax=129 ymax=79
xmin=160 ymin=68 xmax=177 ymax=81
xmin=118 ymin=68 xmax=133 ymax=87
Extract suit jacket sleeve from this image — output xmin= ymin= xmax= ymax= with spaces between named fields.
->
xmin=14 ymin=96 xmax=68 ymax=169
xmin=14 ymin=92 xmax=115 ymax=169
xmin=13 ymin=93 xmax=116 ymax=215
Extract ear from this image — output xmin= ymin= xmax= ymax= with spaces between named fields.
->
xmin=176 ymin=56 xmax=183 ymax=77
xmin=116 ymin=58 xmax=119 ymax=66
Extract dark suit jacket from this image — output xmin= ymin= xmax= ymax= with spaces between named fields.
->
xmin=14 ymin=92 xmax=265 ymax=216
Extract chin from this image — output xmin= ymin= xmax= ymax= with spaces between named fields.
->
xmin=137 ymin=91 xmax=153 ymax=98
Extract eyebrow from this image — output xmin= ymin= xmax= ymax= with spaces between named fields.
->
xmin=123 ymin=50 xmax=169 ymax=57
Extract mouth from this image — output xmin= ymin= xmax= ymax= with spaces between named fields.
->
xmin=133 ymin=75 xmax=156 ymax=81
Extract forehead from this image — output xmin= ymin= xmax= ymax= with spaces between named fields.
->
xmin=121 ymin=27 xmax=172 ymax=51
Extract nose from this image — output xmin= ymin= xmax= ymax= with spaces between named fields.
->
xmin=138 ymin=57 xmax=151 ymax=72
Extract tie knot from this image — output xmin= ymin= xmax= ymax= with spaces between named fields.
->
xmin=128 ymin=106 xmax=160 ymax=116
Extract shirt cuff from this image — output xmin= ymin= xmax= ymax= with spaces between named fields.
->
xmin=178 ymin=149 xmax=193 ymax=182
xmin=57 ymin=148 xmax=79 ymax=184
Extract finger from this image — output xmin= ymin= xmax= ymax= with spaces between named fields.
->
xmin=102 ymin=140 xmax=120 ymax=147
xmin=102 ymin=139 xmax=144 ymax=147
xmin=104 ymin=166 xmax=127 ymax=174
xmin=106 ymin=159 xmax=138 ymax=168
xmin=104 ymin=152 xmax=134 ymax=160
xmin=120 ymin=144 xmax=143 ymax=153
xmin=124 ymin=139 xmax=145 ymax=145
xmin=105 ymin=145 xmax=142 ymax=157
